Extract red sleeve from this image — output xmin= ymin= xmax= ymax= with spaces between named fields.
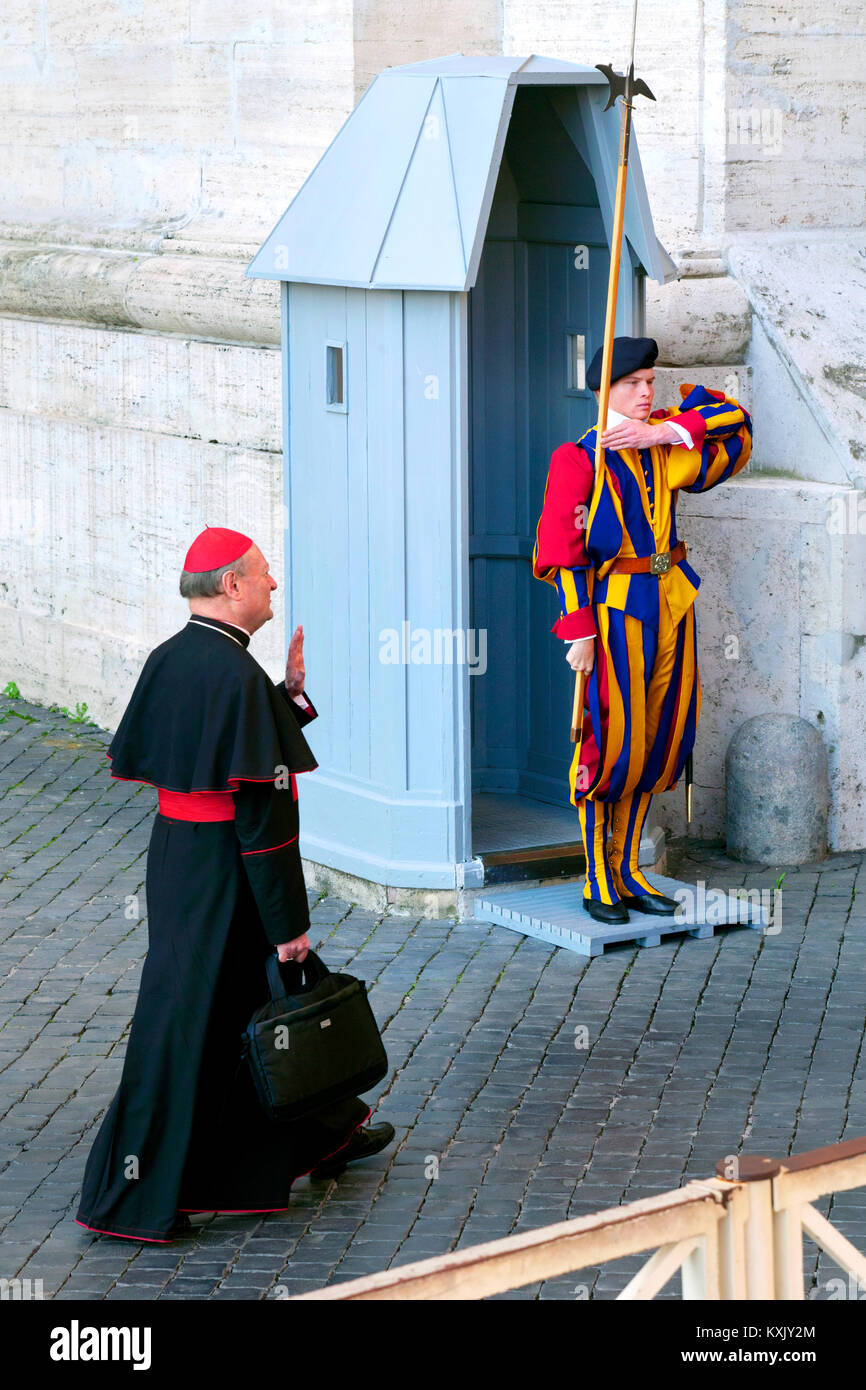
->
xmin=534 ymin=442 xmax=595 ymax=572
xmin=649 ymin=406 xmax=708 ymax=451
xmin=554 ymin=608 xmax=597 ymax=640
xmin=668 ymin=409 xmax=707 ymax=449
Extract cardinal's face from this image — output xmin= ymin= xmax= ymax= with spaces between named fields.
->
xmin=608 ymin=368 xmax=655 ymax=420
xmin=234 ymin=545 xmax=277 ymax=632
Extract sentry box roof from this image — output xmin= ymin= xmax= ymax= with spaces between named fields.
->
xmin=247 ymin=53 xmax=678 ymax=292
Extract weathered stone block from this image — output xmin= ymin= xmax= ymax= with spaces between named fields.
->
xmin=647 ymin=274 xmax=752 ymax=365
xmin=726 ymin=714 xmax=828 ymax=863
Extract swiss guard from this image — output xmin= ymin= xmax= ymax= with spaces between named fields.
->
xmin=76 ymin=526 xmax=393 ymax=1243
xmin=533 ymin=336 xmax=752 ymax=926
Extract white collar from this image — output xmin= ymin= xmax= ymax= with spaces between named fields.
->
xmin=188 ymin=617 xmax=250 ymax=649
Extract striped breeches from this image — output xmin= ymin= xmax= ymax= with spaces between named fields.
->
xmin=571 ymin=602 xmax=700 ymax=903
xmin=578 ymin=790 xmax=658 ymax=903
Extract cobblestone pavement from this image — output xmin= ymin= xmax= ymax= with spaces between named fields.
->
xmin=2 ymin=690 xmax=865 ymax=1302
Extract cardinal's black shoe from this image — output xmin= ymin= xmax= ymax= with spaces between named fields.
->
xmin=582 ymin=898 xmax=629 ymax=925
xmin=620 ymin=893 xmax=680 ymax=915
xmin=309 ymin=1122 xmax=396 ymax=1179
xmin=169 ymin=1214 xmax=193 ymax=1239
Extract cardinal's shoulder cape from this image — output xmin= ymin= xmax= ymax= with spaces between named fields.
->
xmin=107 ymin=620 xmax=317 ymax=792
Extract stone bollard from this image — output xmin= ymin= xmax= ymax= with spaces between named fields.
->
xmin=726 ymin=714 xmax=828 ymax=864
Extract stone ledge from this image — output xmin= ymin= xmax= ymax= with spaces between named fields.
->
xmin=302 ymin=858 xmax=456 ymax=919
xmin=678 ymin=471 xmax=859 ymax=521
xmin=0 ymin=233 xmax=749 ymax=355
xmin=0 ymin=242 xmax=281 ymax=345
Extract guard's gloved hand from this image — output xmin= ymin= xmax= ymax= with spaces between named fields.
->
xmin=566 ymin=638 xmax=595 ymax=675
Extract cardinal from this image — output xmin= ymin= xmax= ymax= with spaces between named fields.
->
xmin=533 ymin=337 xmax=752 ymax=926
xmin=75 ymin=526 xmax=393 ymax=1243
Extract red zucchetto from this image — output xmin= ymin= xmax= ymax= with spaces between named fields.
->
xmin=182 ymin=526 xmax=252 ymax=574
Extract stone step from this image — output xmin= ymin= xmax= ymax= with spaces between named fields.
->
xmin=477 ymin=825 xmax=665 ymax=887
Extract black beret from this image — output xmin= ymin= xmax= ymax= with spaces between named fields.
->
xmin=586 ymin=336 xmax=658 ymax=391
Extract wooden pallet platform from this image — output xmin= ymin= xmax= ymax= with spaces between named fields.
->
xmin=473 ymin=872 xmax=770 ymax=957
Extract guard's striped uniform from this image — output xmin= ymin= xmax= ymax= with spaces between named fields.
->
xmin=533 ymin=383 xmax=753 ymax=903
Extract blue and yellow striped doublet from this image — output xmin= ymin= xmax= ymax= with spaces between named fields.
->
xmin=533 ymin=384 xmax=753 ymax=902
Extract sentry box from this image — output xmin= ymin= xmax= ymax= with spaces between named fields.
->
xmin=248 ymin=53 xmax=675 ymax=896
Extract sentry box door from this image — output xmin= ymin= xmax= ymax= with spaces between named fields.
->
xmin=469 ymin=217 xmax=607 ymax=812
xmin=468 ymin=83 xmax=647 ymax=825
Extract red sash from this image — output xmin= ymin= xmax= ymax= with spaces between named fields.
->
xmin=157 ymin=788 xmax=236 ymax=822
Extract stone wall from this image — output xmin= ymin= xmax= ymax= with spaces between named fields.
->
xmin=1 ymin=0 xmax=358 ymax=252
xmin=0 ymin=1 xmax=502 ymax=724
xmin=725 ymin=0 xmax=866 ymax=232
xmin=0 ymin=316 xmax=285 ymax=724
xmin=502 ymin=0 xmax=866 ymax=245
xmin=653 ymin=475 xmax=866 ymax=853
xmin=0 ymin=0 xmax=862 ymax=854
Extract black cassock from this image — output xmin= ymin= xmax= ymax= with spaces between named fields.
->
xmin=76 ymin=614 xmax=369 ymax=1242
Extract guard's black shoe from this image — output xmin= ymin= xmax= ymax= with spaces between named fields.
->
xmin=620 ymin=893 xmax=679 ymax=915
xmin=582 ymin=898 xmax=629 ymax=925
xmin=309 ymin=1122 xmax=396 ymax=1180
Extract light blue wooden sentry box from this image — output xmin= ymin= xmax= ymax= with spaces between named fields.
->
xmin=247 ymin=53 xmax=677 ymax=892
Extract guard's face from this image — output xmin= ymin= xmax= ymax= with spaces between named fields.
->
xmin=609 ymin=368 xmax=655 ymax=420
xmin=232 ymin=545 xmax=277 ymax=631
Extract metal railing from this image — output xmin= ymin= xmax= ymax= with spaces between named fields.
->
xmin=291 ymin=1136 xmax=866 ymax=1301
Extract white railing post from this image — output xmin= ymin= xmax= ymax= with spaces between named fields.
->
xmin=718 ymin=1181 xmax=749 ymax=1298
xmin=681 ymin=1233 xmax=716 ymax=1299
xmin=686 ymin=1179 xmax=748 ymax=1298
xmin=773 ymin=1202 xmax=805 ymax=1300
xmin=715 ymin=1154 xmax=781 ymax=1299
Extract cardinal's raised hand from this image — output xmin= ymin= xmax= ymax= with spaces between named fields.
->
xmin=285 ymin=624 xmax=306 ymax=696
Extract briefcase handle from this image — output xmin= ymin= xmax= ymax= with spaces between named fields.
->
xmin=265 ymin=948 xmax=329 ymax=1002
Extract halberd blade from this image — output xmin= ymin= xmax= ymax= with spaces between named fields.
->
xmin=595 ymin=61 xmax=656 ymax=109
xmin=596 ymin=62 xmax=625 ymax=111
xmin=633 ymin=76 xmax=656 ymax=102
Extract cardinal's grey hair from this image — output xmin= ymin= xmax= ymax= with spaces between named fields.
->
xmin=179 ymin=552 xmax=248 ymax=600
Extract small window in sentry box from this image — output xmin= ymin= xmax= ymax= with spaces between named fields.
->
xmin=325 ymin=341 xmax=347 ymax=412
xmin=565 ymin=332 xmax=586 ymax=393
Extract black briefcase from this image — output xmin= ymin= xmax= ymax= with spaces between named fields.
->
xmin=241 ymin=950 xmax=388 ymax=1122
